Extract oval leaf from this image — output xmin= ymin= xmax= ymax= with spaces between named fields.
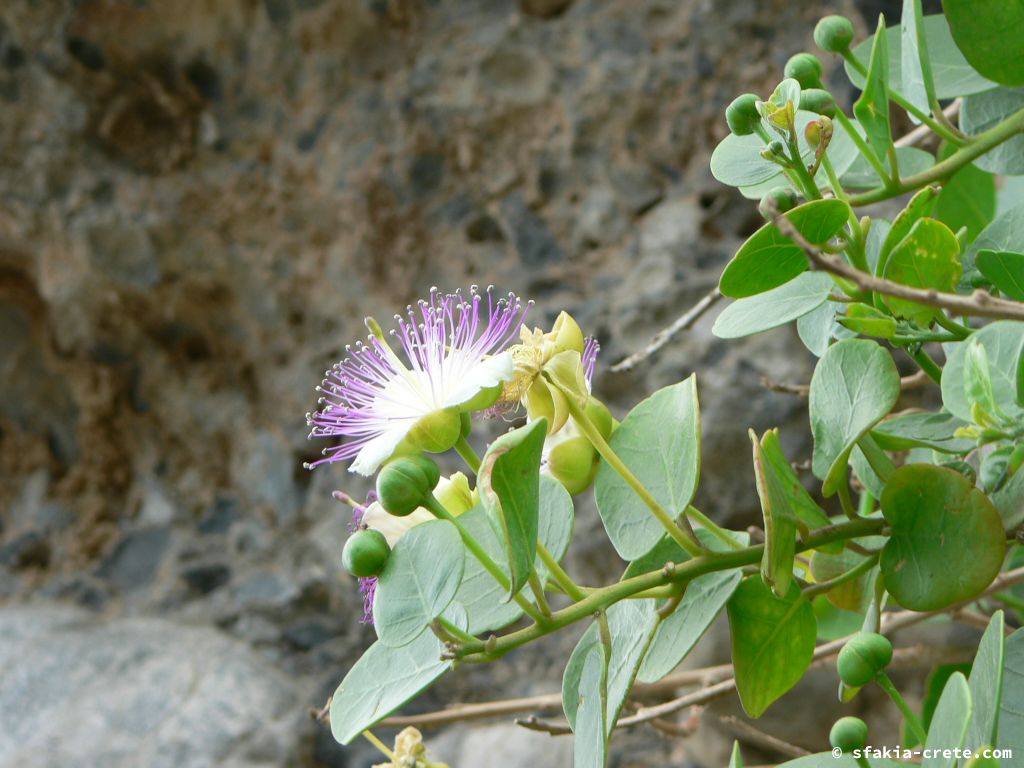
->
xmin=882 ymin=217 xmax=962 ymax=326
xmin=329 ymin=603 xmax=466 ymax=744
xmin=595 ymin=377 xmax=701 ymax=560
xmin=373 ymin=519 xmax=465 ymax=647
xmin=720 ymin=199 xmax=851 ymax=298
xmin=976 ymin=250 xmax=1024 ymax=301
xmin=945 ymin=1 xmax=1024 ymax=87
xmin=964 ymin=611 xmax=1005 ymax=758
xmin=713 ymin=272 xmax=835 ymax=339
xmin=572 ymin=644 xmax=608 ymax=768
xmin=922 ymin=672 xmax=971 ymax=768
xmin=961 ymin=87 xmax=1024 ymax=175
xmin=880 ymin=464 xmax=1006 ymax=611
xmin=727 ymin=578 xmax=816 ymax=718
xmin=810 ymin=339 xmax=901 ymax=497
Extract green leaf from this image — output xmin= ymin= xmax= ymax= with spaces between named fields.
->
xmin=729 ymin=742 xmax=743 ymax=768
xmin=373 ymin=519 xmax=464 ymax=647
xmin=922 ymin=672 xmax=971 ymax=768
xmin=712 ymin=272 xmax=835 ymax=339
xmin=479 ymin=418 xmax=547 ymax=598
xmin=944 ymin=1 xmax=1024 ymax=87
xmin=882 ymin=218 xmax=962 ymax=326
xmin=877 ymin=186 xmax=940 ymax=278
xmin=999 ymin=176 xmax=1024 ymax=215
xmin=563 ymin=600 xmax=659 ymax=732
xmin=810 ymin=546 xmax=879 ymax=613
xmin=901 ymin=0 xmax=936 ymax=121
xmin=854 ymin=16 xmax=893 ymax=162
xmin=942 ymin=321 xmax=1024 ymax=423
xmin=595 ymin=377 xmax=701 ymax=560
xmin=880 ymin=464 xmax=1006 ymax=611
xmin=964 ymin=612 xmax=1006 ymax=759
xmin=994 ymin=467 xmax=1024 ymax=531
xmin=727 ymin=578 xmax=816 ymax=718
xmin=998 ymin=626 xmax=1024 ymax=755
xmin=572 ymin=644 xmax=608 ymax=768
xmin=871 ymin=411 xmax=974 ymax=454
xmin=753 ymin=428 xmax=836 ymax=597
xmin=845 ymin=15 xmax=997 ymax=99
xmin=865 ymin=218 xmax=892 ymax=274
xmin=977 ymin=250 xmax=1024 ymax=301
xmin=964 ymin=337 xmax=1001 ymax=422
xmin=719 ymin=199 xmax=851 ymax=298
xmin=633 ymin=529 xmax=748 ymax=684
xmin=455 ymin=475 xmax=575 ymax=635
xmin=966 ymin=203 xmax=1024 ymax=284
xmin=934 ymin=163 xmax=997 ymax=245
xmin=922 ymin=663 xmax=974 ymax=735
xmin=329 ymin=604 xmax=465 ymax=744
xmin=797 ymin=300 xmax=840 ymax=357
xmin=840 ymin=147 xmax=935 ymax=192
xmin=961 ymin=87 xmax=1024 ymax=175
xmin=810 ymin=339 xmax=901 ymax=497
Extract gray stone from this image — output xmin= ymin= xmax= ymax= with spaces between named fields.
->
xmin=97 ymin=527 xmax=173 ymax=591
xmin=0 ymin=604 xmax=303 ymax=768
xmin=500 ymin=195 xmax=564 ymax=266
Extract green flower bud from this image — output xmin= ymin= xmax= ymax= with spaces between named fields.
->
xmin=800 ymin=89 xmax=836 ymax=118
xmin=584 ymin=397 xmax=614 ymax=440
xmin=784 ymin=53 xmax=824 ymax=89
xmin=725 ymin=93 xmax=762 ymax=136
xmin=376 ymin=455 xmax=440 ymax=516
xmin=837 ymin=632 xmax=893 ymax=688
xmin=758 ymin=186 xmax=798 ymax=218
xmin=760 ymin=140 xmax=786 ymax=163
xmin=814 ymin=15 xmax=855 ymax=54
xmin=548 ymin=435 xmax=599 ymax=495
xmin=405 ymin=409 xmax=462 ymax=454
xmin=342 ymin=528 xmax=391 ymax=577
xmin=830 ymin=717 xmax=869 ymax=753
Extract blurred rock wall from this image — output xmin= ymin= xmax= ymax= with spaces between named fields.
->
xmin=0 ymin=1 xmax=877 ymax=766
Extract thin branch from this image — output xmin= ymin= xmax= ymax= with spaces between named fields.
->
xmin=767 ymin=206 xmax=1024 ymax=321
xmin=611 ymin=287 xmax=722 ymax=373
xmin=717 ymin=715 xmax=811 ymax=759
xmin=894 ymin=100 xmax=962 ymax=149
xmin=761 ymin=371 xmax=931 ymax=398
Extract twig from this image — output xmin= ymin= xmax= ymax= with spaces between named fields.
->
xmin=767 ymin=206 xmax=1024 ymax=321
xmin=895 ymin=100 xmax=962 ymax=149
xmin=717 ymin=715 xmax=811 ymax=759
xmin=761 ymin=371 xmax=932 ymax=398
xmin=611 ymin=287 xmax=722 ymax=372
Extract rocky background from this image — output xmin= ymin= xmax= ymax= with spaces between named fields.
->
xmin=0 ymin=1 xmax=942 ymax=766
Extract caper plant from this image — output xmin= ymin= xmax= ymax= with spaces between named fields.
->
xmin=307 ymin=3 xmax=1024 ymax=766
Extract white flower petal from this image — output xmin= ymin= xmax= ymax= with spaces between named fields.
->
xmin=349 ymin=424 xmax=413 ymax=476
xmin=362 ymin=502 xmax=434 ymax=547
xmin=442 ymin=352 xmax=514 ymax=408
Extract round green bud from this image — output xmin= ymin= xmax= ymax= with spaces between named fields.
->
xmin=759 ymin=186 xmax=798 ymax=218
xmin=585 ymin=397 xmax=614 ymax=440
xmin=830 ymin=717 xmax=869 ymax=753
xmin=837 ymin=632 xmax=893 ymax=688
xmin=376 ymin=455 xmax=440 ymax=516
xmin=726 ymin=93 xmax=762 ymax=136
xmin=784 ymin=53 xmax=823 ymax=88
xmin=800 ymin=89 xmax=836 ymax=118
xmin=405 ymin=408 xmax=462 ymax=453
xmin=814 ymin=15 xmax=855 ymax=54
xmin=548 ymin=435 xmax=599 ymax=496
xmin=342 ymin=528 xmax=391 ymax=578
xmin=761 ymin=140 xmax=786 ymax=163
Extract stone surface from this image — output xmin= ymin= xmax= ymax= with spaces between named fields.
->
xmin=0 ymin=605 xmax=303 ymax=768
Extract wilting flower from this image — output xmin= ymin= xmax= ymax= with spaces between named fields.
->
xmin=337 ymin=474 xmax=475 ymax=624
xmin=307 ymin=287 xmax=530 ymax=476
